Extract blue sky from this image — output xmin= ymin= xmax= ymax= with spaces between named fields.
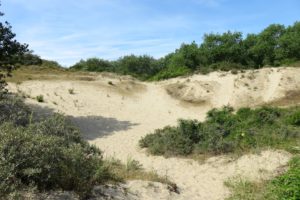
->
xmin=2 ymin=0 xmax=300 ymax=66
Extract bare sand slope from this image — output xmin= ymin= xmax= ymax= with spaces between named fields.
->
xmin=8 ymin=67 xmax=300 ymax=200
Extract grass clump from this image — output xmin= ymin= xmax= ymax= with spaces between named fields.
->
xmin=226 ymin=156 xmax=300 ymax=200
xmin=36 ymin=95 xmax=44 ymax=102
xmin=139 ymin=106 xmax=300 ymax=157
xmin=104 ymin=157 xmax=178 ymax=192
xmin=68 ymin=88 xmax=75 ymax=94
xmin=108 ymin=81 xmax=114 ymax=85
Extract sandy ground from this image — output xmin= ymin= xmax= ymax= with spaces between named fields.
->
xmin=8 ymin=67 xmax=300 ymax=200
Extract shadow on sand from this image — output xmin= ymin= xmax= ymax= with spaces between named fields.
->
xmin=28 ymin=103 xmax=139 ymax=140
xmin=70 ymin=115 xmax=138 ymax=140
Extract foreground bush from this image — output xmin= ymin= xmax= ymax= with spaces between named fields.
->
xmin=0 ymin=118 xmax=113 ymax=198
xmin=0 ymin=123 xmax=111 ymax=197
xmin=0 ymin=95 xmax=31 ymax=126
xmin=140 ymin=106 xmax=300 ymax=156
xmin=0 ymin=97 xmax=114 ymax=198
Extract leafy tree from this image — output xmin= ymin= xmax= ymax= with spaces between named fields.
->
xmin=249 ymin=24 xmax=285 ymax=66
xmin=275 ymin=21 xmax=300 ymax=64
xmin=0 ymin=4 xmax=28 ymax=97
xmin=243 ymin=33 xmax=259 ymax=67
xmin=70 ymin=22 xmax=300 ymax=80
xmin=199 ymin=31 xmax=244 ymax=65
xmin=116 ymin=55 xmax=162 ymax=79
xmin=71 ymin=58 xmax=113 ymax=72
xmin=166 ymin=42 xmax=202 ymax=70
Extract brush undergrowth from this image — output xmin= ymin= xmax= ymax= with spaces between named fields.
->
xmin=0 ymin=95 xmax=115 ymax=199
xmin=226 ymin=156 xmax=300 ymax=200
xmin=0 ymin=94 xmax=178 ymax=199
xmin=140 ymin=106 xmax=300 ymax=157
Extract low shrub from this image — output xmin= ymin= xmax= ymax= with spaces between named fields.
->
xmin=36 ymin=95 xmax=44 ymax=102
xmin=140 ymin=106 xmax=300 ymax=156
xmin=139 ymin=120 xmax=200 ymax=156
xmin=0 ymin=95 xmax=31 ymax=126
xmin=287 ymin=110 xmax=300 ymax=126
xmin=0 ymin=118 xmax=113 ymax=198
xmin=28 ymin=114 xmax=82 ymax=143
xmin=150 ymin=66 xmax=191 ymax=81
xmin=68 ymin=88 xmax=75 ymax=94
xmin=0 ymin=94 xmax=115 ymax=198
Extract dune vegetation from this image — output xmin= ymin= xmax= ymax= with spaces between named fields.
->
xmin=139 ymin=106 xmax=300 ymax=199
xmin=68 ymin=22 xmax=300 ymax=80
xmin=139 ymin=106 xmax=300 ymax=156
xmin=1 ymin=1 xmax=300 ymax=199
xmin=226 ymin=156 xmax=300 ymax=200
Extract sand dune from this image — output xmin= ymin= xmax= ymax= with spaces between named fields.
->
xmin=8 ymin=67 xmax=300 ymax=199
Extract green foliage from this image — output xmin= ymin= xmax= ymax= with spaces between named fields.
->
xmin=0 ymin=94 xmax=114 ymax=198
xmin=268 ymin=156 xmax=300 ymax=200
xmin=287 ymin=111 xmax=300 ymax=126
xmin=0 ymin=5 xmax=28 ymax=97
xmin=275 ymin=22 xmax=300 ymax=65
xmin=200 ymin=31 xmax=244 ymax=65
xmin=41 ymin=59 xmax=62 ymax=69
xmin=70 ymin=55 xmax=163 ymax=80
xmin=140 ymin=106 xmax=300 ymax=156
xmin=19 ymin=53 xmax=42 ymax=66
xmin=36 ymin=95 xmax=44 ymax=102
xmin=29 ymin=114 xmax=82 ymax=143
xmin=150 ymin=65 xmax=191 ymax=81
xmin=70 ymin=22 xmax=300 ymax=81
xmin=0 ymin=95 xmax=31 ymax=126
xmin=68 ymin=88 xmax=75 ymax=94
xmin=116 ymin=55 xmax=162 ymax=79
xmin=226 ymin=156 xmax=300 ymax=200
xmin=0 ymin=120 xmax=112 ymax=198
xmin=71 ymin=58 xmax=113 ymax=72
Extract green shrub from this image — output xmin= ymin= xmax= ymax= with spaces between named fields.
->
xmin=0 ymin=96 xmax=31 ymax=126
xmin=208 ymin=62 xmax=245 ymax=71
xmin=287 ymin=111 xmax=300 ymax=126
xmin=0 ymin=119 xmax=113 ymax=198
xmin=140 ymin=120 xmax=201 ymax=156
xmin=150 ymin=65 xmax=191 ymax=81
xmin=28 ymin=114 xmax=82 ymax=143
xmin=0 ymin=107 xmax=115 ymax=199
xmin=68 ymin=88 xmax=75 ymax=94
xmin=140 ymin=106 xmax=300 ymax=157
xmin=36 ymin=95 xmax=44 ymax=102
xmin=70 ymin=22 xmax=300 ymax=80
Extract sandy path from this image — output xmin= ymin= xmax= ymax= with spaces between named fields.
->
xmin=8 ymin=67 xmax=299 ymax=200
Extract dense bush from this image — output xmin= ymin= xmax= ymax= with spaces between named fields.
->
xmin=0 ymin=122 xmax=111 ymax=198
xmin=70 ymin=22 xmax=300 ymax=80
xmin=286 ymin=110 xmax=300 ymax=126
xmin=140 ymin=106 xmax=300 ymax=156
xmin=71 ymin=58 xmax=114 ymax=72
xmin=70 ymin=55 xmax=163 ymax=80
xmin=0 ymin=95 xmax=31 ymax=126
xmin=0 ymin=96 xmax=114 ymax=198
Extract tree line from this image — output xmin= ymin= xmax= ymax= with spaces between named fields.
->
xmin=70 ymin=22 xmax=300 ymax=80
